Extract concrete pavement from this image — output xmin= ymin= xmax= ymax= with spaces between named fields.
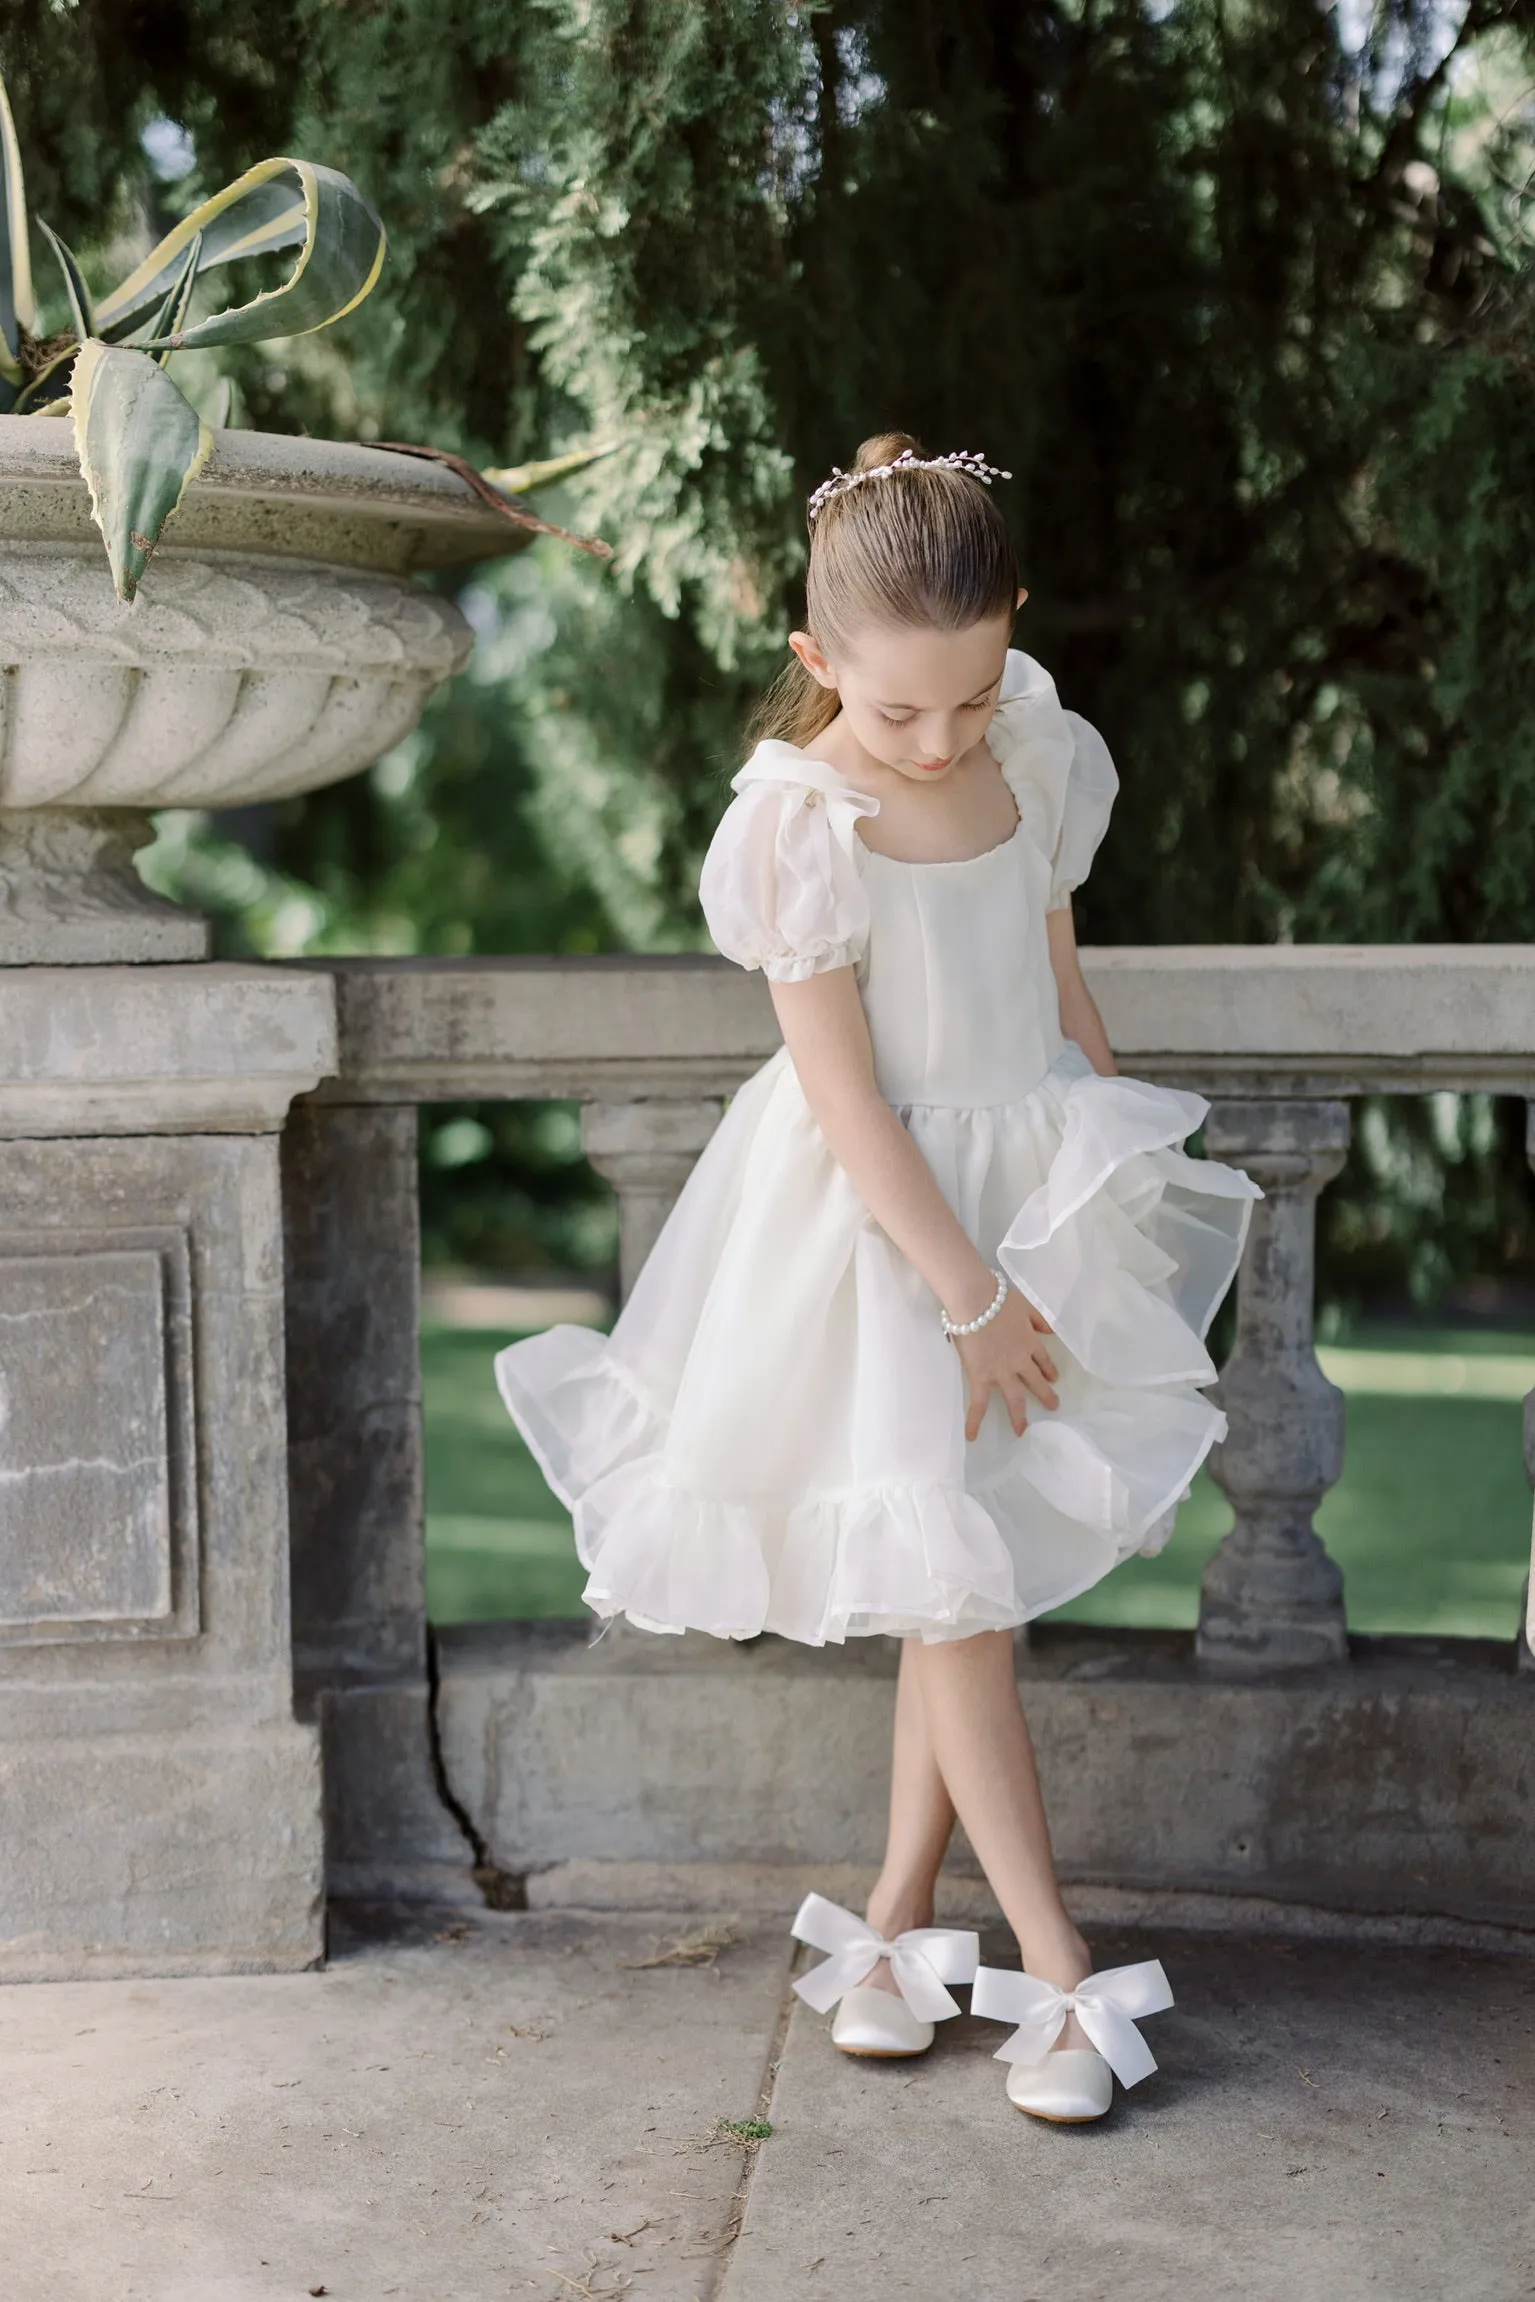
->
xmin=724 ymin=1927 xmax=1535 ymax=2302
xmin=1 ymin=1906 xmax=786 ymax=2302
xmin=2 ymin=1907 xmax=1531 ymax=2302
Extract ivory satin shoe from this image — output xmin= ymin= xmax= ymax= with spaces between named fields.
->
xmin=829 ymin=1982 xmax=937 ymax=2057
xmin=1003 ymin=2048 xmax=1113 ymax=2121
xmin=971 ymin=1958 xmax=1175 ymax=2122
xmin=790 ymin=1892 xmax=980 ymax=2059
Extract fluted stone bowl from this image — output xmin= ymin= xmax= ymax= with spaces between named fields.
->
xmin=0 ymin=420 xmax=534 ymax=961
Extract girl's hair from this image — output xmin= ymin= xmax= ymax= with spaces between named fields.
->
xmin=750 ymin=430 xmax=1019 ymax=749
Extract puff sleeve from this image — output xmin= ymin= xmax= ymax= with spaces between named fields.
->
xmin=1047 ymin=710 xmax=1119 ymax=911
xmin=698 ymin=757 xmax=877 ymax=981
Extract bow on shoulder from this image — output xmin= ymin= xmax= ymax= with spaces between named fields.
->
xmin=970 ymin=1960 xmax=1174 ymax=2087
xmin=789 ymin=1893 xmax=980 ymax=2024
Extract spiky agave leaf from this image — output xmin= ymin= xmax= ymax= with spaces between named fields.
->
xmin=17 ymin=225 xmax=206 ymax=415
xmin=18 ymin=216 xmax=96 ymax=413
xmin=71 ymin=340 xmax=213 ymax=601
xmin=0 ymin=72 xmax=35 ymax=404
xmin=36 ymin=218 xmax=94 ymax=342
xmin=143 ymin=228 xmax=203 ymax=367
xmin=95 ymin=175 xmax=306 ymax=342
xmin=481 ymin=442 xmax=622 ymax=496
xmin=97 ymin=158 xmax=384 ymax=352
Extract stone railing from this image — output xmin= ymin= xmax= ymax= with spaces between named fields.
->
xmin=272 ymin=947 xmax=1535 ymax=1928
xmin=5 ymin=948 xmax=1533 ymax=1975
xmin=298 ymin=950 xmax=1535 ymax=1638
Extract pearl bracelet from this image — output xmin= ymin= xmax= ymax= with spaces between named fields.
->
xmin=941 ymin=1269 xmax=1008 ymax=1338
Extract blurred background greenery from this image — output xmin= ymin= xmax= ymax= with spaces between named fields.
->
xmin=4 ymin=1 xmax=1534 ymax=1621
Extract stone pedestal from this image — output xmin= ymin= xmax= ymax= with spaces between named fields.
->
xmin=0 ymin=810 xmax=210 ymax=963
xmin=0 ymin=966 xmax=336 ymax=1977
xmin=1197 ymin=1100 xmax=1351 ymax=1670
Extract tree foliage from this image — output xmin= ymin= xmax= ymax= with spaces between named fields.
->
xmin=4 ymin=0 xmax=1534 ymax=1298
xmin=10 ymin=0 xmax=1535 ymax=948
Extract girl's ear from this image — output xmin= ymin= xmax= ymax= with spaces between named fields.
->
xmin=788 ymin=629 xmax=839 ymax=691
xmin=1016 ymin=586 xmax=1029 ymax=609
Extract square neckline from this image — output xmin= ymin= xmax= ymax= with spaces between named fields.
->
xmin=854 ymin=808 xmax=1026 ymax=870
xmin=792 ymin=728 xmax=1026 ymax=871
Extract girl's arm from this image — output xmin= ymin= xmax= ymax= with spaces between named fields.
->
xmin=768 ymin=964 xmax=1060 ymax=1435
xmin=1047 ymin=905 xmax=1117 ymax=1078
xmin=767 ymin=967 xmax=1008 ymax=1326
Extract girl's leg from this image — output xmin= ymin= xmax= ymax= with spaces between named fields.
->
xmin=907 ymin=1628 xmax=1093 ymax=2050
xmin=862 ymin=1637 xmax=956 ymax=1992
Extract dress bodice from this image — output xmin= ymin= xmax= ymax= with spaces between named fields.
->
xmin=852 ymin=811 xmax=1064 ymax=1106
xmin=697 ymin=648 xmax=1119 ymax=1112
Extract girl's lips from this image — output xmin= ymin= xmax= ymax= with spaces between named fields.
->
xmin=914 ymin=757 xmax=950 ymax=773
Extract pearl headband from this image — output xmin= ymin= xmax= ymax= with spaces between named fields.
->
xmin=807 ymin=446 xmax=1012 ymax=525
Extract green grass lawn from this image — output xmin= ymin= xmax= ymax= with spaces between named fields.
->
xmin=423 ymin=1322 xmax=1535 ymax=1641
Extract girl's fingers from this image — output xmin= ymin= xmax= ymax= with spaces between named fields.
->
xmin=961 ymin=1352 xmax=1058 ymax=1438
xmin=1019 ymin=1362 xmax=1059 ymax=1412
xmin=1028 ymin=1307 xmax=1054 ymax=1334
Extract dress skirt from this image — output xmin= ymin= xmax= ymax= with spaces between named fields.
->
xmin=494 ymin=1038 xmax=1258 ymax=1645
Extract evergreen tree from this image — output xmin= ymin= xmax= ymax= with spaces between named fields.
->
xmin=11 ymin=0 xmax=1535 ymax=953
xmin=3 ymin=0 xmax=1533 ymax=1299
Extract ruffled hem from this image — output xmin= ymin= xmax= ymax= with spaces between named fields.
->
xmin=992 ymin=1048 xmax=1260 ymax=1390
xmin=493 ymin=1042 xmax=1261 ymax=1645
xmin=495 ymin=1317 xmax=1235 ymax=1648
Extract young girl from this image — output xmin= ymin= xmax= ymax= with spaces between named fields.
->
xmin=495 ymin=432 xmax=1261 ymax=2124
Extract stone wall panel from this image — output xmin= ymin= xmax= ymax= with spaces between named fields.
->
xmin=0 ymin=1237 xmax=198 ymax=1639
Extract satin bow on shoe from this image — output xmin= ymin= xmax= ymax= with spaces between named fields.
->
xmin=970 ymin=1959 xmax=1174 ymax=2086
xmin=789 ymin=1893 xmax=980 ymax=2022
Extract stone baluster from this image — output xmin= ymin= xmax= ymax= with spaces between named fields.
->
xmin=1521 ymin=1408 xmax=1535 ymax=1673
xmin=1520 ymin=1103 xmax=1535 ymax=1673
xmin=282 ymin=1100 xmax=473 ymax=1899
xmin=1196 ymin=1100 xmax=1352 ymax=1669
xmin=580 ymin=1098 xmax=725 ymax=1304
xmin=576 ymin=1098 xmax=725 ymax=1649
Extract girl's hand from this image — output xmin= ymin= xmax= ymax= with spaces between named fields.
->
xmin=948 ymin=1286 xmax=1059 ymax=1440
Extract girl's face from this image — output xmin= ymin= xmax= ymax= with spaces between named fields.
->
xmin=788 ymin=600 xmax=1023 ymax=782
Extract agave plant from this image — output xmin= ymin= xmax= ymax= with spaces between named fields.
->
xmin=0 ymin=75 xmax=610 ymax=601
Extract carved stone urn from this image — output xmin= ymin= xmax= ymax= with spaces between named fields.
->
xmin=0 ymin=418 xmax=522 ymax=961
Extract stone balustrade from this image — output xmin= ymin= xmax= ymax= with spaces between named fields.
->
xmin=4 ymin=947 xmax=1533 ymax=1973
xmin=296 ymin=949 xmax=1535 ymax=1647
xmin=268 ymin=946 xmax=1535 ymax=1930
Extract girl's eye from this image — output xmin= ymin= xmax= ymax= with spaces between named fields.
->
xmin=878 ymin=694 xmax=994 ymax=729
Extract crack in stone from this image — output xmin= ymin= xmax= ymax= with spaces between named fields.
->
xmin=0 ymin=1287 xmax=151 ymax=1320
xmin=424 ymin=1625 xmax=526 ymax=1913
xmin=699 ymin=1945 xmax=800 ymax=2296
xmin=0 ymin=1454 xmax=163 ymax=1481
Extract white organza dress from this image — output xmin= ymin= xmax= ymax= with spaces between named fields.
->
xmin=495 ymin=648 xmax=1261 ymax=1644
